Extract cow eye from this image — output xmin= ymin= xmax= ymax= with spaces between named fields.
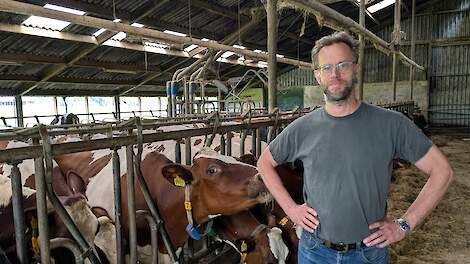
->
xmin=206 ymin=167 xmax=220 ymax=174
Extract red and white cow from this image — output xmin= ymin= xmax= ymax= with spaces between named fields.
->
xmin=52 ymin=131 xmax=271 ymax=262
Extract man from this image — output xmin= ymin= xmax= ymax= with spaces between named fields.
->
xmin=257 ymin=31 xmax=453 ymax=263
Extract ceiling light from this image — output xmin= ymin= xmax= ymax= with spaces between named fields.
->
xmin=221 ymin=51 xmax=235 ymax=58
xmin=184 ymin=44 xmax=199 ymax=52
xmin=112 ymin=32 xmax=127 ymax=41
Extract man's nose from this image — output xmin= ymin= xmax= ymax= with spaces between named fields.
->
xmin=330 ymin=66 xmax=339 ymax=77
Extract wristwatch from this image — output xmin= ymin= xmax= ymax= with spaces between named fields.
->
xmin=397 ymin=218 xmax=411 ymax=235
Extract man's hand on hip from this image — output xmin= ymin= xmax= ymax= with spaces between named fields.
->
xmin=363 ymin=216 xmax=406 ymax=248
xmin=285 ymin=203 xmax=319 ymax=233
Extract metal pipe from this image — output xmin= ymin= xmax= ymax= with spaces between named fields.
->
xmin=267 ymin=0 xmax=278 ymax=112
xmin=15 ymin=95 xmax=24 ymax=127
xmin=282 ymin=0 xmax=425 ymax=71
xmin=256 ymin=128 xmax=261 ymax=158
xmin=175 ymin=140 xmax=181 ymax=164
xmin=251 ymin=129 xmax=257 ymax=157
xmin=50 ymin=238 xmax=84 ymax=264
xmin=358 ymin=0 xmax=365 ymax=100
xmin=33 ymin=138 xmax=50 ymax=264
xmin=220 ymin=134 xmax=226 ymax=155
xmin=10 ymin=162 xmax=27 ymax=263
xmin=410 ymin=0 xmax=416 ymax=100
xmin=136 ymin=211 xmax=159 ymax=264
xmin=185 ymin=136 xmax=192 ymax=165
xmin=112 ymin=148 xmax=124 ymax=264
xmin=240 ymin=131 xmax=247 ymax=155
xmin=39 ymin=126 xmax=101 ymax=264
xmin=133 ymin=119 xmax=177 ymax=262
xmin=114 ymin=96 xmax=121 ymax=120
xmin=226 ymin=132 xmax=232 ymax=156
xmin=126 ymin=134 xmax=137 ymax=264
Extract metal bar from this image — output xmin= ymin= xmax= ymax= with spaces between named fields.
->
xmin=33 ymin=138 xmax=50 ymax=264
xmin=240 ymin=131 xmax=247 ymax=155
xmin=112 ymin=148 xmax=124 ymax=264
xmin=256 ymin=128 xmax=261 ymax=159
xmin=175 ymin=140 xmax=182 ymax=164
xmin=39 ymin=126 xmax=101 ymax=264
xmin=358 ymin=0 xmax=365 ymax=100
xmin=251 ymin=129 xmax=257 ymax=157
xmin=220 ymin=134 xmax=226 ymax=155
xmin=185 ymin=136 xmax=192 ymax=165
xmin=267 ymin=0 xmax=278 ymax=112
xmin=136 ymin=211 xmax=159 ymax=264
xmin=282 ymin=0 xmax=425 ymax=71
xmin=226 ymin=132 xmax=232 ymax=156
xmin=114 ymin=96 xmax=121 ymax=121
xmin=392 ymin=0 xmax=401 ymax=102
xmin=15 ymin=95 xmax=23 ymax=127
xmin=126 ymin=135 xmax=137 ymax=264
xmin=50 ymin=238 xmax=84 ymax=264
xmin=10 ymin=162 xmax=27 ymax=263
xmin=0 ymin=117 xmax=305 ymax=162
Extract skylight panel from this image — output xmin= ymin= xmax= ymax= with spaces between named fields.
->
xmin=131 ymin=22 xmax=145 ymax=28
xmin=22 ymin=16 xmax=71 ymax=31
xmin=112 ymin=32 xmax=127 ymax=41
xmin=93 ymin=28 xmax=107 ymax=37
xmin=367 ymin=0 xmax=395 ymax=13
xmin=164 ymin=30 xmax=187 ymax=37
xmin=44 ymin=4 xmax=86 ymax=15
xmin=254 ymin=49 xmax=263 ymax=53
xmin=233 ymin=44 xmax=246 ymax=49
xmin=276 ymin=54 xmax=285 ymax=58
xmin=221 ymin=51 xmax=235 ymax=58
xmin=184 ymin=44 xmax=199 ymax=52
xmin=113 ymin=19 xmax=122 ymax=23
xmin=257 ymin=61 xmax=268 ymax=68
xmin=22 ymin=4 xmax=85 ymax=31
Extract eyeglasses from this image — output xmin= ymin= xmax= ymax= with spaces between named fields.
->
xmin=315 ymin=61 xmax=355 ymax=75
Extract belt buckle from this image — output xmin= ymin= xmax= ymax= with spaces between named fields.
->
xmin=338 ymin=243 xmax=349 ymax=253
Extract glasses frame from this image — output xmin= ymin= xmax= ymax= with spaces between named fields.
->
xmin=314 ymin=61 xmax=356 ymax=76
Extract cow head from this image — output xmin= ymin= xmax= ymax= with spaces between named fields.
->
xmin=162 ymin=147 xmax=271 ymax=218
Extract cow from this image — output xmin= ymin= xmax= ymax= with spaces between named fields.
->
xmin=0 ymin=140 xmax=103 ymax=264
xmin=52 ymin=132 xmax=271 ymax=262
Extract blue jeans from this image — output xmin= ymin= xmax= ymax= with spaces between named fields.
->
xmin=298 ymin=231 xmax=389 ymax=264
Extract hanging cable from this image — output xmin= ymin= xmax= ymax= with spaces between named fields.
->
xmin=238 ymin=0 xmax=241 ymax=45
xmin=113 ymin=0 xmax=116 ymax=20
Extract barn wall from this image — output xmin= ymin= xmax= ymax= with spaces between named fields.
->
xmin=278 ymin=0 xmax=470 ymax=127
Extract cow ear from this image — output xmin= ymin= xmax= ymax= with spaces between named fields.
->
xmin=162 ymin=164 xmax=194 ymax=187
xmin=66 ymin=170 xmax=86 ymax=196
xmin=237 ymin=154 xmax=257 ymax=166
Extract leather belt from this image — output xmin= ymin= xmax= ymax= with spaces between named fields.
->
xmin=323 ymin=240 xmax=360 ymax=253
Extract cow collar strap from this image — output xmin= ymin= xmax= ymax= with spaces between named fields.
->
xmin=184 ymin=185 xmax=203 ymax=240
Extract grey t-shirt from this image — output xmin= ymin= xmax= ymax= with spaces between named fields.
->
xmin=269 ymin=102 xmax=432 ymax=243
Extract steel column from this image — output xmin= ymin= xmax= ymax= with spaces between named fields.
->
xmin=10 ymin=162 xmax=27 ymax=263
xmin=358 ymin=0 xmax=366 ymax=100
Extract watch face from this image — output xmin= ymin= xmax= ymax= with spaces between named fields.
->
xmin=398 ymin=219 xmax=410 ymax=233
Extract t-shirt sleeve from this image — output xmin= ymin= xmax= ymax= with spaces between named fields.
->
xmin=268 ymin=121 xmax=299 ymax=165
xmin=394 ymin=115 xmax=433 ymax=163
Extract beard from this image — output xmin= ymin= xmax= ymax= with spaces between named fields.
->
xmin=322 ymin=76 xmax=357 ymax=103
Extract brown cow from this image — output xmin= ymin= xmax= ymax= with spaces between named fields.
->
xmin=52 ymin=134 xmax=271 ymax=259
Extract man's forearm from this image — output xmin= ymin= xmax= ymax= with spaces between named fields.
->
xmin=257 ymin=150 xmax=297 ymax=212
xmin=402 ymin=166 xmax=453 ymax=231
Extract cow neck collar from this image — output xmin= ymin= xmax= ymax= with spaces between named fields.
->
xmin=184 ymin=185 xmax=220 ymax=241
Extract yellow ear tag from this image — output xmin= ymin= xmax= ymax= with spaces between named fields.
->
xmin=240 ymin=252 xmax=247 ymax=261
xmin=279 ymin=217 xmax=289 ymax=226
xmin=241 ymin=240 xmax=248 ymax=252
xmin=174 ymin=176 xmax=186 ymax=187
xmin=184 ymin=201 xmax=192 ymax=211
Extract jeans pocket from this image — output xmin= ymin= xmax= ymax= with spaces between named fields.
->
xmin=360 ymin=246 xmax=388 ymax=264
xmin=300 ymin=231 xmax=320 ymax=251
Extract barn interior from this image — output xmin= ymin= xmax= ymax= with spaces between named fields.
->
xmin=0 ymin=0 xmax=469 ymax=263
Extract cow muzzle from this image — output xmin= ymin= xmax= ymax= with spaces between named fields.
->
xmin=247 ymin=173 xmax=272 ymax=204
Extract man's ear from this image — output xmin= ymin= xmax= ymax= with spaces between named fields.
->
xmin=162 ymin=164 xmax=194 ymax=188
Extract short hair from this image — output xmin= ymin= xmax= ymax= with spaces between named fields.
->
xmin=311 ymin=31 xmax=359 ymax=69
